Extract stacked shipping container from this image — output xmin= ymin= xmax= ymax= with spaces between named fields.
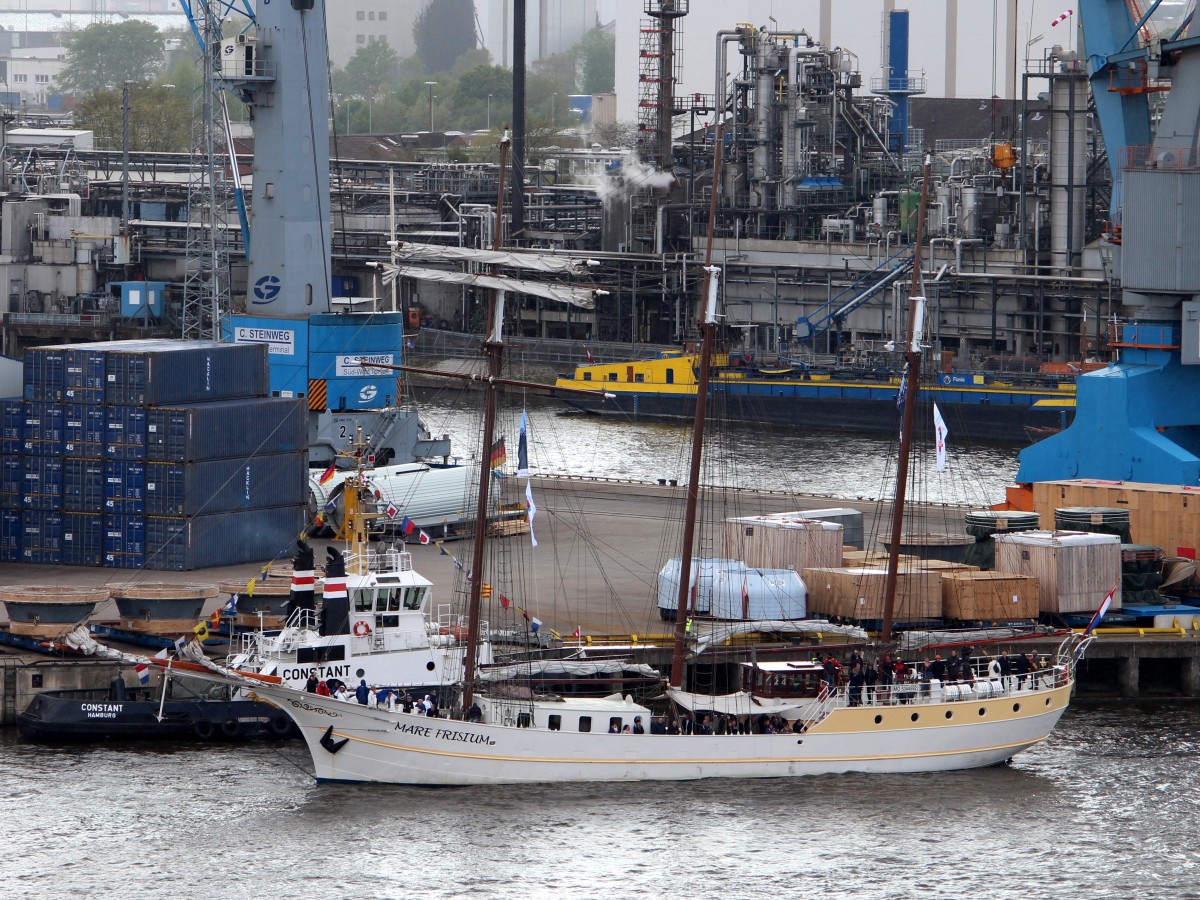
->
xmin=1 ymin=340 xmax=308 ymax=570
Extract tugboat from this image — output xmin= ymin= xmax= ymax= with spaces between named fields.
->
xmin=16 ymin=674 xmax=295 ymax=743
xmin=226 ymin=429 xmax=493 ymax=698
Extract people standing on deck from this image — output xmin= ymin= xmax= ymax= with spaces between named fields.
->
xmin=1014 ymin=652 xmax=1033 ymax=688
xmin=864 ymin=662 xmax=878 ymax=704
xmin=822 ymin=656 xmax=839 ymax=690
xmin=848 ymin=664 xmax=865 ymax=706
xmin=355 ymin=679 xmax=370 ymax=705
xmin=947 ymin=651 xmax=962 ymax=681
xmin=304 ymin=675 xmax=319 ymax=694
xmin=316 ymin=679 xmax=332 ymax=697
xmin=929 ymin=654 xmax=946 ymax=682
xmin=632 ymin=716 xmax=645 ymax=734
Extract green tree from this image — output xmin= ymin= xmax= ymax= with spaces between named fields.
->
xmin=58 ymin=22 xmax=167 ymax=95
xmin=335 ymin=41 xmax=401 ymax=99
xmin=575 ymin=28 xmax=615 ymax=94
xmin=73 ymin=83 xmax=189 ymax=152
xmin=411 ymin=0 xmax=476 ymax=75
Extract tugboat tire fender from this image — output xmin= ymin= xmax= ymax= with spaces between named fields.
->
xmin=192 ymin=719 xmax=216 ymax=740
xmin=269 ymin=716 xmax=292 ymax=737
xmin=220 ymin=719 xmax=240 ymax=739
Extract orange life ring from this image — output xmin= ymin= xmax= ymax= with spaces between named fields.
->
xmin=352 ymin=621 xmax=372 ymax=637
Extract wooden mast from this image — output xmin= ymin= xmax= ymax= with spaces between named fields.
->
xmin=669 ymin=124 xmax=724 ymax=689
xmin=880 ymin=155 xmax=933 ymax=645
xmin=461 ymin=129 xmax=510 ymax=710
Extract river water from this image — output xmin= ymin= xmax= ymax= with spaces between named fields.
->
xmin=414 ymin=392 xmax=1021 ymax=508
xmin=3 ymin=701 xmax=1196 ymax=899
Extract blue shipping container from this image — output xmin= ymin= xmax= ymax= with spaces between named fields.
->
xmin=62 ymin=512 xmax=103 ymax=566
xmin=103 ymin=514 xmax=146 ymax=556
xmin=145 ymin=397 xmax=307 ymax=462
xmin=105 ymin=405 xmax=148 ymax=460
xmin=144 ymin=453 xmax=307 ymax=516
xmin=21 ymin=511 xmax=64 ymax=564
xmin=0 ymin=398 xmax=21 ymax=457
xmin=144 ymin=505 xmax=305 ymax=571
xmin=0 ymin=509 xmax=20 ymax=561
xmin=23 ymin=401 xmax=65 ymax=455
xmin=104 ymin=340 xmax=269 ymax=406
xmin=64 ymin=459 xmax=105 ymax=512
xmin=21 ymin=458 xmax=63 ymax=510
xmin=103 ymin=460 xmax=146 ymax=515
xmin=22 ymin=348 xmax=65 ymax=402
xmin=1 ymin=458 xmax=22 ymax=494
xmin=63 ymin=405 xmax=106 ymax=458
xmin=63 ymin=346 xmax=107 ymax=397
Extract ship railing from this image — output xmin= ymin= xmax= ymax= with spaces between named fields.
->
xmin=345 ymin=548 xmax=412 ymax=574
xmin=807 ymin=667 xmax=1068 ymax=716
xmin=230 ymin=609 xmax=321 ymax=660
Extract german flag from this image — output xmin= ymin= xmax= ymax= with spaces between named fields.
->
xmin=489 ymin=437 xmax=506 ymax=470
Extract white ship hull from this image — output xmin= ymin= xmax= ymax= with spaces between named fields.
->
xmin=240 ymin=678 xmax=1072 ymax=785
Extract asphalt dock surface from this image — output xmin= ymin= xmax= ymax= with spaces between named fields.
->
xmin=0 ymin=479 xmax=913 ymax=635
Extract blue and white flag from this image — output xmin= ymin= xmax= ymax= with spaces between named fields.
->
xmin=221 ymin=595 xmax=238 ymax=616
xmin=517 ymin=408 xmax=530 ymax=478
xmin=525 ymin=481 xmax=538 ymax=548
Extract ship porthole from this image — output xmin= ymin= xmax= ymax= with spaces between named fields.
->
xmin=945 ymin=711 xmax=953 ymax=719
xmin=978 ymin=707 xmax=986 ymax=716
xmin=1012 ymin=703 xmax=1021 ymax=713
xmin=910 ymin=713 xmax=919 ymax=722
xmin=1045 ymin=697 xmax=1052 ymax=706
xmin=873 ymin=715 xmax=882 ymax=725
xmin=426 ymin=661 xmax=436 ymax=671
xmin=356 ymin=669 xmax=366 ymax=679
xmin=796 ymin=739 xmax=803 ymax=745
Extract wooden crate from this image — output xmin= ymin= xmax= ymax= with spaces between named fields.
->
xmin=724 ymin=516 xmax=843 ymax=571
xmin=1031 ymin=480 xmax=1200 ymax=560
xmin=941 ymin=571 xmax=1040 ymax=620
xmin=802 ymin=566 xmax=942 ymax=621
xmin=841 ymin=549 xmax=918 ymax=566
xmin=915 ymin=560 xmax=979 ymax=573
xmin=993 ymin=530 xmax=1121 ymax=613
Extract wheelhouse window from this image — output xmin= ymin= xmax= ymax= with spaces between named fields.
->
xmin=608 ymin=716 xmax=623 ymax=732
xmin=403 ymin=586 xmax=426 ymax=610
xmin=548 ymin=715 xmax=561 ymax=731
xmin=582 ymin=372 xmax=592 ymax=381
xmin=578 ymin=716 xmax=592 ymax=732
xmin=665 ymin=369 xmax=674 ymax=384
xmin=353 ymin=589 xmax=373 ymax=613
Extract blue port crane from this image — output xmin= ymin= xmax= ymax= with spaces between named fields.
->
xmin=1017 ymin=0 xmax=1200 ymax=486
xmin=175 ymin=1 xmax=449 ymax=468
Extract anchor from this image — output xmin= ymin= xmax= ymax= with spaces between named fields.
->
xmin=320 ymin=725 xmax=349 ymax=754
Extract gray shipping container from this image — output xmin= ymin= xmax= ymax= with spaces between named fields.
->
xmin=144 ymin=453 xmax=308 ymax=516
xmin=144 ymin=505 xmax=306 ymax=571
xmin=146 ymin=397 xmax=307 ymax=462
xmin=103 ymin=340 xmax=270 ymax=406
